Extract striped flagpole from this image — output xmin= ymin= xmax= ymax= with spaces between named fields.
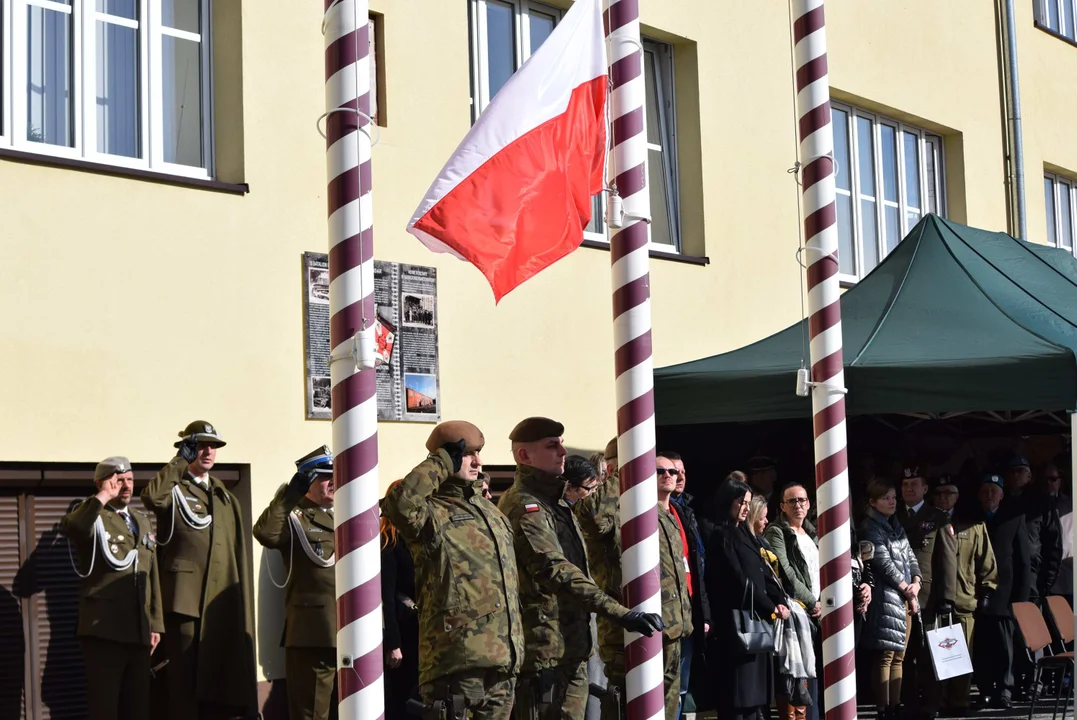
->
xmin=323 ymin=0 xmax=382 ymax=717
xmin=790 ymin=1 xmax=856 ymax=719
xmin=604 ymin=2 xmax=663 ymax=719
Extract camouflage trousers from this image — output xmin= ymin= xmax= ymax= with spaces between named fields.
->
xmin=600 ymin=640 xmax=681 ymax=720
xmin=419 ymin=668 xmax=515 ymax=720
xmin=515 ymin=661 xmax=590 ymax=720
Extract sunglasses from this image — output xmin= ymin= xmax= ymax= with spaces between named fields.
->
xmin=656 ymin=468 xmax=679 ymax=476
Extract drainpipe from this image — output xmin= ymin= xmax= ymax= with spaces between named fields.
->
xmin=1004 ymin=0 xmax=1028 ymax=240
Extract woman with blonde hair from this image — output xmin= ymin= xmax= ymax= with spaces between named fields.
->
xmin=380 ymin=480 xmax=418 ymax=720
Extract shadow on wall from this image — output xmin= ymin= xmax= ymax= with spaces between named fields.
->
xmin=13 ymin=505 xmax=87 ymax=719
xmin=257 ymin=544 xmax=288 ymax=680
xmin=0 ymin=584 xmax=24 ymax=718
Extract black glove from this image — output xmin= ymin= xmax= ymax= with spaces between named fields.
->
xmin=440 ymin=440 xmax=467 ymax=473
xmin=618 ymin=610 xmax=664 ymax=637
xmin=936 ymin=599 xmax=956 ymax=618
xmin=976 ymin=592 xmax=994 ymax=613
xmin=175 ymin=437 xmax=198 ymax=464
xmin=288 ymin=470 xmax=317 ymax=496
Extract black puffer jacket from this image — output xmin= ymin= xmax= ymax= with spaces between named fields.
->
xmin=860 ymin=509 xmax=920 ymax=652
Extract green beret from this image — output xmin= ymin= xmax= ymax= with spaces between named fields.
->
xmin=604 ymin=437 xmax=618 ymax=462
xmin=509 ymin=417 xmax=565 ymax=443
xmin=95 ymin=456 xmax=132 ymax=481
xmin=426 ymin=421 xmax=485 ymax=453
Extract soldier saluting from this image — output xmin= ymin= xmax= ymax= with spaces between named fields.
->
xmin=382 ymin=421 xmax=524 ymax=719
xmin=254 ymin=445 xmax=338 ymax=720
xmin=62 ymin=456 xmax=164 ymax=720
xmin=141 ymin=421 xmax=257 ymax=720
xmin=498 ymin=417 xmax=662 ymax=720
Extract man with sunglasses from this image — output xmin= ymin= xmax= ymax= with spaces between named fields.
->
xmin=141 ymin=421 xmax=257 ymax=720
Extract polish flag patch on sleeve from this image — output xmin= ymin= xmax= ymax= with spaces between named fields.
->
xmin=525 ymin=503 xmax=540 ymax=513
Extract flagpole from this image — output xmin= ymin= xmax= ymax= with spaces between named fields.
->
xmin=323 ymin=0 xmax=382 ymax=717
xmin=603 ymin=2 xmax=664 ymax=719
xmin=790 ymin=1 xmax=856 ymax=719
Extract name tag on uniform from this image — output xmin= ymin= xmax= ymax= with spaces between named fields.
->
xmin=450 ymin=513 xmax=474 ymax=523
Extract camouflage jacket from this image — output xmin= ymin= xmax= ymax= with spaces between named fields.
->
xmin=498 ymin=465 xmax=628 ymax=672
xmin=575 ymin=472 xmax=693 ymax=665
xmin=382 ymin=450 xmax=524 ymax=686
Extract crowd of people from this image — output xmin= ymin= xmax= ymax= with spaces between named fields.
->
xmin=381 ymin=419 xmax=1074 ymax=720
xmin=57 ymin=415 xmax=1072 ymax=720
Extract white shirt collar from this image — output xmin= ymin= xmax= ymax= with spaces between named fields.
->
xmin=908 ymin=500 xmax=925 ymax=514
xmin=189 ymin=472 xmax=209 ymax=488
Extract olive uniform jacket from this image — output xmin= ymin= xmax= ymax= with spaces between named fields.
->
xmin=498 ymin=465 xmax=629 ymax=673
xmin=900 ymin=502 xmax=958 ymax=612
xmin=950 ymin=516 xmax=999 ymax=614
xmin=253 ymin=485 xmax=336 ymax=648
xmin=382 ymin=449 xmax=525 ymax=687
xmin=61 ymin=498 xmax=165 ymax=645
xmin=140 ymin=457 xmax=257 ymax=713
xmin=575 ymin=471 xmax=692 ymax=669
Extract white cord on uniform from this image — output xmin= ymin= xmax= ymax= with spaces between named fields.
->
xmin=68 ymin=515 xmax=138 ymax=579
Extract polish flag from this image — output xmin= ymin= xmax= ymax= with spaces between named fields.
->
xmin=406 ymin=0 xmax=607 ymax=303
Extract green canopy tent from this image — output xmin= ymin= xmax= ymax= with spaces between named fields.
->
xmin=654 ymin=215 xmax=1077 ymax=426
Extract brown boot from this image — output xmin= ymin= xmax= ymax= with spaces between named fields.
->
xmin=776 ymin=699 xmax=797 ymax=720
xmin=793 ymin=707 xmax=807 ymax=720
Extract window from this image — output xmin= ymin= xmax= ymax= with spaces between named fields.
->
xmin=1036 ymin=0 xmax=1077 ymax=41
xmin=831 ymin=102 xmax=944 ymax=282
xmin=0 ymin=0 xmax=213 ymax=177
xmin=584 ymin=40 xmax=680 ymax=251
xmin=1045 ymin=172 xmax=1077 ymax=255
xmin=468 ymin=2 xmax=682 ymax=252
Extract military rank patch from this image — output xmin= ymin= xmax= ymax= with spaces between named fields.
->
xmin=524 ymin=503 xmax=540 ymax=513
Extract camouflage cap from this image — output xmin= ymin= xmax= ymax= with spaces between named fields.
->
xmin=509 ymin=417 xmax=564 ymax=443
xmin=177 ymin=420 xmax=226 ymax=448
xmin=94 ymin=456 xmax=132 ymax=481
xmin=426 ymin=421 xmax=485 ymax=453
xmin=603 ymin=437 xmax=618 ymax=462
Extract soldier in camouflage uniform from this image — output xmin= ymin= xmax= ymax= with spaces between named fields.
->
xmin=576 ymin=441 xmax=692 ymax=719
xmin=497 ymin=418 xmax=662 ymax=720
xmin=253 ymin=446 xmax=338 ymax=720
xmin=382 ymin=421 xmax=524 ymax=720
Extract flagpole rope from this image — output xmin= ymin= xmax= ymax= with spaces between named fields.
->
xmin=603 ymin=2 xmax=663 ymax=719
xmin=323 ymin=0 xmax=383 ymax=716
xmin=789 ymin=2 xmax=857 ymax=719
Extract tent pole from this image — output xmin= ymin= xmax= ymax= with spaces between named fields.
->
xmin=790 ymin=2 xmax=857 ymax=719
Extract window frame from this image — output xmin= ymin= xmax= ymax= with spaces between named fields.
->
xmin=1036 ymin=0 xmax=1077 ymax=42
xmin=1 ymin=0 xmax=215 ymax=179
xmin=832 ymin=101 xmax=946 ymax=284
xmin=1045 ymin=171 xmax=1077 ymax=256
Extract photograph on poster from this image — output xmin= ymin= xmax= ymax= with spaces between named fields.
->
xmin=308 ymin=267 xmax=329 ymax=305
xmin=404 ymin=373 xmax=437 ymax=414
xmin=402 ymin=293 xmax=435 ymax=328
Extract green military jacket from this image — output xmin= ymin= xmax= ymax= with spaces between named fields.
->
xmin=901 ymin=502 xmax=958 ymax=612
xmin=382 ymin=449 xmax=524 ymax=686
xmin=951 ymin=516 xmax=999 ymax=614
xmin=657 ymin=504 xmax=694 ymax=643
xmin=254 ymin=485 xmax=337 ymax=648
xmin=574 ymin=467 xmax=624 ymax=666
xmin=62 ymin=498 xmax=164 ymax=645
xmin=498 ymin=464 xmax=628 ymax=672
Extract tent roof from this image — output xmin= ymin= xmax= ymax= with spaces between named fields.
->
xmin=654 ymin=215 xmax=1077 ymax=425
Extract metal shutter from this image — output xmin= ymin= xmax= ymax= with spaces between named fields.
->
xmin=0 ymin=494 xmax=26 ymax=719
xmin=24 ymin=494 xmax=87 ymax=720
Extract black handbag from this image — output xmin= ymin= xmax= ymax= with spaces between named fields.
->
xmin=732 ymin=580 xmax=776 ymax=654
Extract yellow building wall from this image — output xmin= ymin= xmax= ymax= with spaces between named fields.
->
xmin=0 ymin=0 xmax=1069 ymax=683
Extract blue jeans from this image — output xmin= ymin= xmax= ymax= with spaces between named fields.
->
xmin=677 ymin=634 xmax=693 ymax=718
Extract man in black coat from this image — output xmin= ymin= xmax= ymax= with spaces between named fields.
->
xmin=664 ymin=451 xmax=712 ymax=719
xmin=1004 ymin=457 xmax=1063 ymax=605
xmin=973 ymin=473 xmax=1032 ymax=710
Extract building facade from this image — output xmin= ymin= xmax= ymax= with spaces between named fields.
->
xmin=0 ymin=0 xmax=1074 ymax=715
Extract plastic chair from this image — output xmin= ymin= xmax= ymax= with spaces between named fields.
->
xmin=1012 ymin=601 xmax=1075 ymax=720
xmin=1046 ymin=595 xmax=1076 ymax=653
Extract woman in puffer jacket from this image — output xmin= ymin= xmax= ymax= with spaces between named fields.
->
xmin=859 ymin=478 xmax=922 ymax=720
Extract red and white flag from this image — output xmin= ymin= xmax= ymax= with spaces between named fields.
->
xmin=406 ymin=0 xmax=607 ymax=302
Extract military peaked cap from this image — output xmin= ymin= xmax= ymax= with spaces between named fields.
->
xmin=296 ymin=445 xmax=334 ymax=475
xmin=426 ymin=421 xmax=485 ymax=453
xmin=931 ymin=474 xmax=958 ymax=491
xmin=509 ymin=417 xmax=565 ymax=443
xmin=94 ymin=456 xmax=132 ymax=481
xmin=177 ymin=420 xmax=226 ymax=448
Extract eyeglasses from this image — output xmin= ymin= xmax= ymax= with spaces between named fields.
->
xmin=1045 ymin=476 xmax=1062 ymax=482
xmin=656 ymin=468 xmax=679 ymax=476
xmin=782 ymin=498 xmax=809 ymax=506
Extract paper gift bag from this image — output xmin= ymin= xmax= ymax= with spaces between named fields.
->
xmin=926 ymin=621 xmax=973 ymax=680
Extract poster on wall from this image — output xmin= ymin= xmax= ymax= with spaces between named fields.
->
xmin=303 ymin=252 xmax=440 ymax=422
